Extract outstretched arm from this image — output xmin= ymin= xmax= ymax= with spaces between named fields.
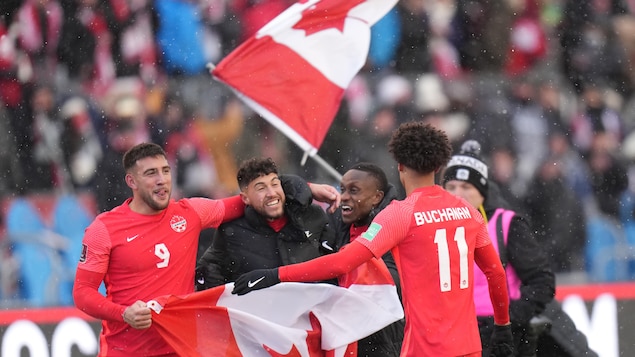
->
xmin=232 ymin=241 xmax=373 ymax=295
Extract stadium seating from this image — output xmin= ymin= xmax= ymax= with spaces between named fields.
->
xmin=4 ymin=194 xmax=95 ymax=306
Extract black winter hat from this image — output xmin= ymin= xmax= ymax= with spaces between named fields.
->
xmin=442 ymin=140 xmax=488 ymax=197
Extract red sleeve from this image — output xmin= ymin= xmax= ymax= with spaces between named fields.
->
xmin=474 ymin=245 xmax=510 ymax=325
xmin=220 ymin=195 xmax=245 ymax=223
xmin=73 ymin=268 xmax=126 ymax=322
xmin=279 ymin=240 xmax=374 ymax=282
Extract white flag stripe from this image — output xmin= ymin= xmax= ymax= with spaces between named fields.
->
xmin=228 ymin=309 xmax=313 ymax=356
xmin=257 ymin=0 xmax=398 ymax=88
xmin=219 ymin=282 xmax=403 ymax=351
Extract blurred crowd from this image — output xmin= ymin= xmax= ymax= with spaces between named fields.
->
xmin=1 ymin=0 xmax=635 ymax=299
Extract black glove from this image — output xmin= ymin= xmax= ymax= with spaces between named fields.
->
xmin=489 ymin=324 xmax=514 ymax=357
xmin=232 ymin=268 xmax=280 ymax=295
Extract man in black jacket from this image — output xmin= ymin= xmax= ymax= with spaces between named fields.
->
xmin=195 ymin=157 xmax=336 ymax=289
xmin=332 ymin=162 xmax=405 ymax=356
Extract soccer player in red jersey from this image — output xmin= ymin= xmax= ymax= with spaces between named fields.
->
xmin=72 ymin=142 xmax=340 ymax=356
xmin=233 ymin=122 xmax=514 ymax=356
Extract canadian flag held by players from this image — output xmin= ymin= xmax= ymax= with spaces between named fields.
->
xmin=148 ymin=258 xmax=404 ymax=357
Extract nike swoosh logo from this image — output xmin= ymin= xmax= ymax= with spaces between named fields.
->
xmin=197 ymin=277 xmax=205 ymax=284
xmin=247 ymin=276 xmax=265 ymax=288
xmin=126 ymin=234 xmax=139 ymax=242
xmin=304 ymin=230 xmax=313 ymax=238
xmin=321 ymin=241 xmax=333 ymax=251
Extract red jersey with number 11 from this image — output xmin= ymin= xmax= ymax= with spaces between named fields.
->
xmin=357 ymin=185 xmax=492 ymax=356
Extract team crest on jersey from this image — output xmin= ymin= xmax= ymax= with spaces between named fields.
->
xmin=170 ymin=215 xmax=187 ymax=233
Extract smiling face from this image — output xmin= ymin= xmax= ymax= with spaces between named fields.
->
xmin=340 ymin=169 xmax=384 ymax=226
xmin=241 ymin=173 xmax=285 ymax=220
xmin=443 ymin=180 xmax=484 ymax=208
xmin=126 ymin=155 xmax=172 ymax=214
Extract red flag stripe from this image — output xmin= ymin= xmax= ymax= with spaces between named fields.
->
xmin=213 ymin=36 xmax=343 ymax=150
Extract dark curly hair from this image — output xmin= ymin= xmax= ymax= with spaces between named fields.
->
xmin=388 ymin=121 xmax=452 ymax=174
xmin=348 ymin=162 xmax=389 ymax=193
xmin=122 ymin=142 xmax=167 ymax=172
xmin=237 ymin=157 xmax=278 ymax=190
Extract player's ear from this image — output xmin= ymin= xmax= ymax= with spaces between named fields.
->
xmin=373 ymin=189 xmax=384 ymax=206
xmin=240 ymin=191 xmax=250 ymax=206
xmin=125 ymin=173 xmax=137 ymax=189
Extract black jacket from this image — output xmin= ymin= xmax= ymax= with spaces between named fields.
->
xmin=195 ymin=175 xmax=336 ymax=289
xmin=484 ymin=183 xmax=556 ymax=326
xmin=330 ymin=183 xmax=405 ymax=357
xmin=478 ymin=183 xmax=556 ymax=357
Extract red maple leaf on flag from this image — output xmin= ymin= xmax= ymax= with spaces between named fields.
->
xmin=265 ymin=344 xmax=303 ymax=357
xmin=293 ymin=0 xmax=365 ymax=36
xmin=264 ymin=312 xmax=325 ymax=357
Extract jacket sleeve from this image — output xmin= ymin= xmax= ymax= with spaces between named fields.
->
xmin=507 ymin=214 xmax=556 ymax=325
xmin=318 ymin=211 xmax=337 ymax=255
xmin=280 ymin=174 xmax=312 ymax=207
xmin=195 ymin=228 xmax=230 ymax=291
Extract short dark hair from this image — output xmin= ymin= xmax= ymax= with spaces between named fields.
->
xmin=348 ymin=162 xmax=389 ymax=193
xmin=388 ymin=121 xmax=452 ymax=174
xmin=236 ymin=157 xmax=278 ymax=190
xmin=122 ymin=142 xmax=167 ymax=171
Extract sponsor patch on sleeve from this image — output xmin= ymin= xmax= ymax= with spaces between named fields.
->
xmin=361 ymin=222 xmax=382 ymax=241
xmin=79 ymin=243 xmax=87 ymax=263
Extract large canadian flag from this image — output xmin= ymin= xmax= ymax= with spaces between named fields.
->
xmin=148 ymin=258 xmax=403 ymax=357
xmin=211 ymin=0 xmax=399 ymax=157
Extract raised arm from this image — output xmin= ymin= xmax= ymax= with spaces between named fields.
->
xmin=281 ymin=174 xmax=341 ymax=213
xmin=308 ymin=182 xmax=341 ymax=213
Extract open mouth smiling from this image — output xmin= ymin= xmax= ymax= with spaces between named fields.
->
xmin=266 ymin=199 xmax=280 ymax=207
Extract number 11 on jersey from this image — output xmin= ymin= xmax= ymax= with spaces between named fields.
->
xmin=434 ymin=227 xmax=469 ymax=292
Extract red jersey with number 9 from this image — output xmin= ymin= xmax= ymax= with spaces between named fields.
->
xmin=357 ymin=185 xmax=492 ymax=356
xmin=79 ymin=197 xmax=227 ymax=356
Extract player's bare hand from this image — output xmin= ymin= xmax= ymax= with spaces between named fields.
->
xmin=123 ymin=300 xmax=152 ymax=329
xmin=309 ymin=183 xmax=341 ymax=213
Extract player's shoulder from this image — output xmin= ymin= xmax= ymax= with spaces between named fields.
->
xmin=174 ymin=197 xmax=225 ymax=218
xmin=173 ymin=197 xmax=194 ymax=207
xmin=177 ymin=197 xmax=219 ymax=209
xmin=92 ymin=204 xmax=128 ymax=224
